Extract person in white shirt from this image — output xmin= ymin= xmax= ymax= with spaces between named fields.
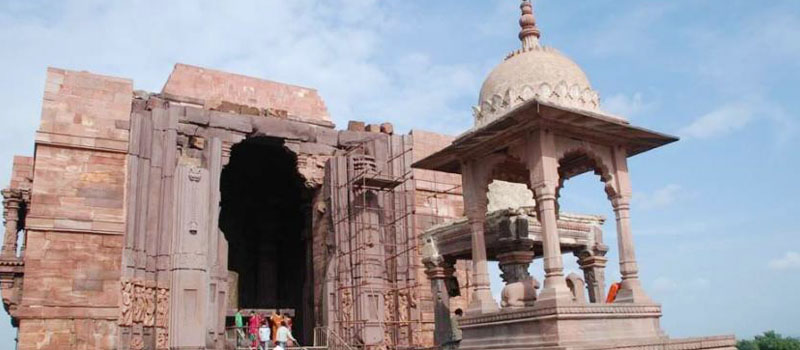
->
xmin=275 ymin=320 xmax=297 ymax=349
xmin=258 ymin=320 xmax=271 ymax=350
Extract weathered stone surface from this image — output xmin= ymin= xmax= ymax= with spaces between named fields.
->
xmin=315 ymin=127 xmax=339 ymax=147
xmin=183 ymin=106 xmax=210 ymax=126
xmin=337 ymin=130 xmax=384 ymax=146
xmin=162 ymin=63 xmax=332 ymax=126
xmin=208 ymin=111 xmax=253 ymax=133
xmin=380 ymin=122 xmax=394 ymax=135
xmin=251 ymin=116 xmax=316 ymax=142
xmin=36 ymin=68 xmax=132 ymax=153
xmin=365 ymin=124 xmax=381 ymax=133
xmin=348 ymin=120 xmax=366 ymax=131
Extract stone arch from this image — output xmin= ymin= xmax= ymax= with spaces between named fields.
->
xmin=555 ymin=143 xmax=619 ymax=201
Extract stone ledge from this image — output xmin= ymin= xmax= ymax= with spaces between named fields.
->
xmin=461 ymin=303 xmax=663 ymax=326
xmin=35 ymin=131 xmax=129 ymax=154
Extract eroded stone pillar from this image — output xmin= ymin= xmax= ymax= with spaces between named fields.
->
xmin=461 ymin=161 xmax=499 ymax=314
xmin=1 ymin=189 xmax=21 ymax=257
xmin=497 ymin=251 xmax=538 ymax=308
xmin=577 ymin=254 xmax=607 ymax=303
xmin=424 ymin=256 xmax=455 ymax=347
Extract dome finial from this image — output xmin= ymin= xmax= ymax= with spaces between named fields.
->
xmin=518 ymin=0 xmax=541 ymax=51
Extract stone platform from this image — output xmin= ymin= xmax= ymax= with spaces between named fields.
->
xmin=459 ymin=304 xmax=735 ymax=350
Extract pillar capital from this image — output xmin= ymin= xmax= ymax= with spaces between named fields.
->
xmin=423 ymin=256 xmax=455 ymax=280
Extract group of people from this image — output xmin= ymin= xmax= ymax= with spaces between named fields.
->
xmin=234 ymin=309 xmax=298 ymax=350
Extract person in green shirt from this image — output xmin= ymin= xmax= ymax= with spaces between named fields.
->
xmin=445 ymin=308 xmax=463 ymax=350
xmin=234 ymin=309 xmax=245 ymax=347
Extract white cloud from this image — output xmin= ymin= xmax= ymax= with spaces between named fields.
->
xmin=678 ymin=100 xmax=798 ymax=143
xmin=633 ymin=184 xmax=683 ymax=211
xmin=678 ymin=103 xmax=755 ymax=140
xmin=0 ymin=0 xmax=482 ymax=188
xmin=768 ymin=251 xmax=800 ymax=271
xmin=603 ymin=92 xmax=653 ymax=119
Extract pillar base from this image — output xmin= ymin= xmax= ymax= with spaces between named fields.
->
xmin=467 ymin=288 xmax=499 ymax=315
xmin=614 ymin=279 xmax=653 ymax=304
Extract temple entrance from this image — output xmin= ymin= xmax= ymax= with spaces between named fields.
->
xmin=219 ymin=136 xmax=314 ymax=344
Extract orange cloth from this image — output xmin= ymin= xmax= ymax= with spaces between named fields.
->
xmin=606 ymin=282 xmax=622 ymax=303
xmin=270 ymin=313 xmax=283 ymax=341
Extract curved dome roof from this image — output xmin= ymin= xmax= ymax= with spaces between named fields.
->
xmin=473 ymin=1 xmax=603 ymax=128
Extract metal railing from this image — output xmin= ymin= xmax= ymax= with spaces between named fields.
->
xmin=313 ymin=326 xmax=357 ymax=350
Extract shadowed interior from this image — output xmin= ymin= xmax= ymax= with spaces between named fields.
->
xmin=219 ymin=136 xmax=313 ymax=343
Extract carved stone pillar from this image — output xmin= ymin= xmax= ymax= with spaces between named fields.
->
xmin=610 ymin=196 xmax=652 ymax=303
xmin=531 ymin=186 xmax=572 ymax=304
xmin=577 ymin=253 xmax=607 ymax=303
xmin=1 ymin=189 xmax=21 ymax=257
xmin=461 ymin=161 xmax=499 ymax=314
xmin=424 ymin=256 xmax=456 ymax=347
xmin=497 ymin=251 xmax=538 ymax=308
xmin=527 ymin=129 xmax=572 ymax=304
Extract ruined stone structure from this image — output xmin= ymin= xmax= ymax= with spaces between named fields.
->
xmin=1 ymin=2 xmax=737 ymax=350
xmin=0 ymin=61 xmax=483 ymax=350
xmin=415 ymin=2 xmax=737 ymax=350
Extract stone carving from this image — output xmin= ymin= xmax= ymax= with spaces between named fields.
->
xmin=144 ymin=285 xmax=156 ymax=326
xmin=188 ymin=167 xmax=203 ymax=182
xmin=500 ymin=264 xmax=539 ymax=308
xmin=341 ymin=287 xmax=353 ymax=332
xmin=130 ymin=334 xmax=144 ymax=350
xmin=132 ymin=282 xmax=146 ymax=323
xmin=383 ymin=290 xmax=396 ymax=346
xmin=474 ymin=80 xmax=601 ymax=127
xmin=120 ymin=279 xmax=134 ymax=326
xmin=156 ymin=327 xmax=169 ymax=350
xmin=155 ymin=288 xmax=169 ymax=328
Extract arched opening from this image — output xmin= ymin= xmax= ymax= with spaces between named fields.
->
xmin=555 ymin=149 xmax=618 ymax=302
xmin=219 ymin=136 xmax=314 ymax=344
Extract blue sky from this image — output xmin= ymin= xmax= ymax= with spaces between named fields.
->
xmin=0 ymin=0 xmax=798 ymax=345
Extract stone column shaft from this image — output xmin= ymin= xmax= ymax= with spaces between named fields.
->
xmin=527 ymin=129 xmax=572 ymax=304
xmin=611 ymin=197 xmax=651 ymax=303
xmin=533 ymin=189 xmax=572 ymax=303
xmin=425 ymin=261 xmax=455 ymax=346
xmin=461 ymin=161 xmax=498 ymax=314
xmin=578 ymin=255 xmax=607 ymax=303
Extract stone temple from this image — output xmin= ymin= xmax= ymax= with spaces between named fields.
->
xmin=0 ymin=2 xmax=736 ymax=350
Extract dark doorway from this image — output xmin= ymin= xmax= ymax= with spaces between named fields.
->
xmin=219 ymin=136 xmax=313 ymax=344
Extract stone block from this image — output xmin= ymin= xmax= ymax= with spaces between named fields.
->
xmin=380 ymin=122 xmax=394 ymax=135
xmin=338 ymin=130 xmax=384 ymax=146
xmin=163 ymin=63 xmax=332 ymax=125
xmin=208 ymin=111 xmax=253 ymax=133
xmin=366 ymin=124 xmax=381 ymax=133
xmin=184 ymin=106 xmax=210 ymax=126
xmin=298 ymin=142 xmax=337 ymax=156
xmin=251 ymin=117 xmax=316 ymax=142
xmin=315 ymin=127 xmax=339 ymax=146
xmin=348 ymin=120 xmax=366 ymax=131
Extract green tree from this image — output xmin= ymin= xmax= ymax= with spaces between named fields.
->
xmin=737 ymin=331 xmax=800 ymax=350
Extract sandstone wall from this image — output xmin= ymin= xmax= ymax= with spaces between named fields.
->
xmin=162 ymin=63 xmax=332 ymax=128
xmin=16 ymin=67 xmax=132 ymax=350
xmin=409 ymin=130 xmax=473 ymax=346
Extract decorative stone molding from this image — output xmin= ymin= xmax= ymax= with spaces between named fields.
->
xmin=120 ymin=279 xmax=170 ymax=349
xmin=460 ymin=304 xmax=662 ymax=326
xmin=120 ymin=280 xmax=134 ymax=326
xmin=474 ymin=78 xmax=600 ymax=128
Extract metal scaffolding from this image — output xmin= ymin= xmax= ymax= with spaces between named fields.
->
xmin=327 ymin=134 xmax=471 ymax=350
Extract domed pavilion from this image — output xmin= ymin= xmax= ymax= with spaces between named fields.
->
xmin=414 ymin=1 xmax=737 ymax=350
